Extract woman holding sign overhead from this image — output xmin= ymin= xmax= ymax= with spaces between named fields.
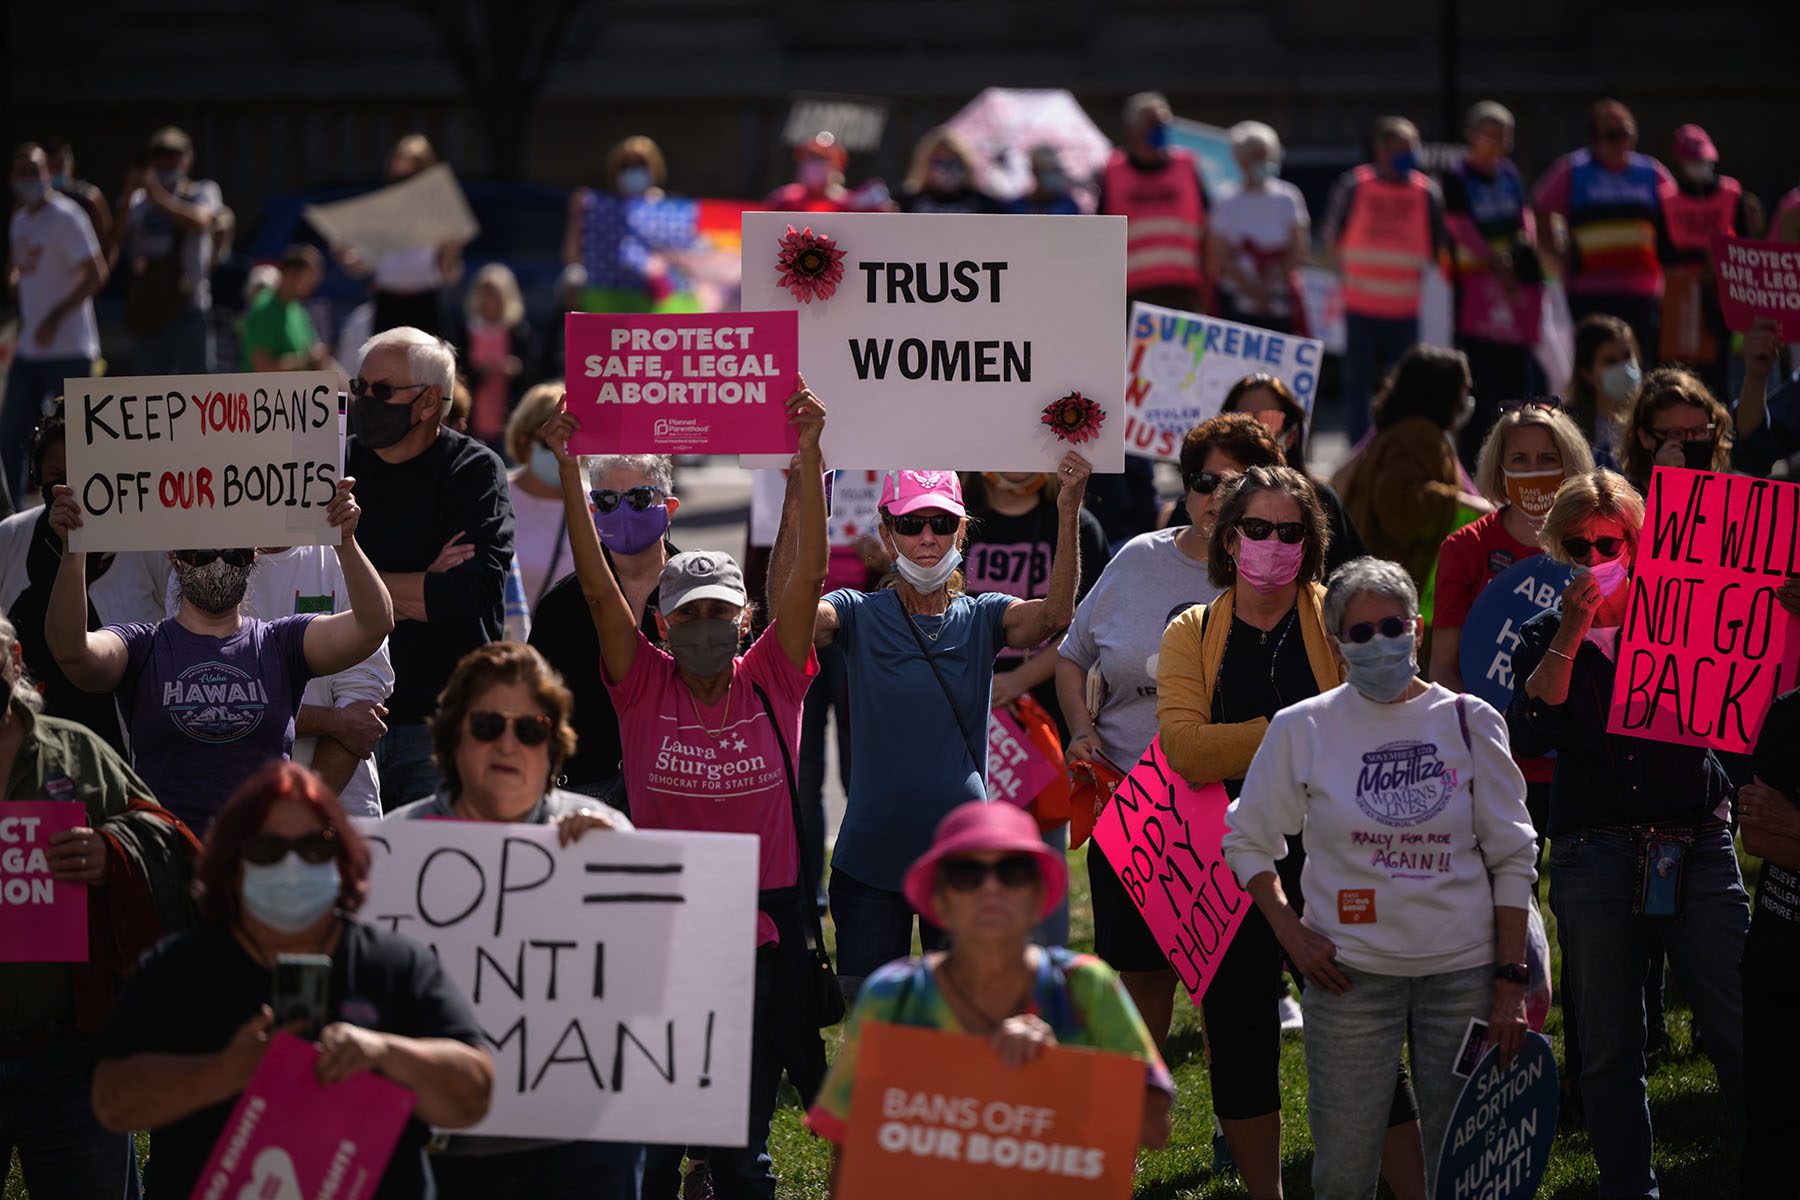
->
xmin=1506 ymin=469 xmax=1748 ymax=1199
xmin=540 ymin=381 xmax=831 ymax=1199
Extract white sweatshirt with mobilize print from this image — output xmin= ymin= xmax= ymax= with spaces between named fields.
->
xmin=1222 ymin=682 xmax=1539 ymax=977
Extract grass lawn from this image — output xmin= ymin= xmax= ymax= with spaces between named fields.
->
xmin=8 ymin=848 xmax=1740 ymax=1198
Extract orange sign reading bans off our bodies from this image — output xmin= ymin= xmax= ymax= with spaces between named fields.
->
xmin=836 ymin=1022 xmax=1145 ymax=1200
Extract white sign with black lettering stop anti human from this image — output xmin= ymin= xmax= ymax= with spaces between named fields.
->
xmin=740 ymin=212 xmax=1126 ymax=473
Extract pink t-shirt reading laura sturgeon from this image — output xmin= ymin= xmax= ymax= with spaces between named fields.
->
xmin=606 ymin=625 xmax=817 ymax=946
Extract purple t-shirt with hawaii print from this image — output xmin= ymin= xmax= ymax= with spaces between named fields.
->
xmin=107 ymin=615 xmax=316 ymax=835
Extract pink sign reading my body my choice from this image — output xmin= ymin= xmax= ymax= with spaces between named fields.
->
xmin=986 ymin=708 xmax=1062 ymax=807
xmin=191 ymin=1032 xmax=416 ymax=1200
xmin=1092 ymin=737 xmax=1250 ymax=1004
xmin=564 ymin=312 xmax=800 ymax=455
xmin=0 ymin=801 xmax=87 ymax=963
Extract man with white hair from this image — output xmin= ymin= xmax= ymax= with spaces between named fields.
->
xmin=347 ymin=326 xmax=515 ymax=808
xmin=1208 ymin=121 xmax=1311 ymax=334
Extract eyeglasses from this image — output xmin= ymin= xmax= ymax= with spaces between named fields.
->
xmin=885 ymin=512 xmax=960 ymax=537
xmin=242 ymin=831 xmax=337 ymax=866
xmin=349 ymin=376 xmax=431 ymax=403
xmin=1343 ymin=616 xmax=1412 ymax=644
xmin=1238 ymin=517 xmax=1306 ymax=544
xmin=1649 ymin=425 xmax=1711 ymax=443
xmin=939 ymin=854 xmax=1040 ymax=892
xmin=1499 ymin=395 xmax=1563 ymax=414
xmin=175 ymin=549 xmax=255 ymax=568
xmin=467 ymin=710 xmax=553 ymax=746
xmin=590 ymin=486 xmax=665 ymax=514
xmin=1186 ymin=470 xmax=1226 ymax=495
xmin=1562 ymin=536 xmax=1625 ymax=561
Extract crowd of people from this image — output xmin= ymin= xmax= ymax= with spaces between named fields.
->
xmin=2 ymin=86 xmax=1798 ymax=1200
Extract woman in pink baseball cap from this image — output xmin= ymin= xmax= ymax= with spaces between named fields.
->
xmin=805 ymin=800 xmax=1173 ymax=1166
xmin=781 ymin=448 xmax=1094 ymax=1005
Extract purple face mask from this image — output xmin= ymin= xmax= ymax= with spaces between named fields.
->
xmin=595 ymin=504 xmax=669 ymax=555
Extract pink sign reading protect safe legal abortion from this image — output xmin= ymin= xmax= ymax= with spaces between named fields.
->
xmin=191 ymin=1032 xmax=416 ymax=1200
xmin=986 ymin=708 xmax=1062 ymax=807
xmin=564 ymin=312 xmax=800 ymax=456
xmin=1607 ymin=466 xmax=1800 ymax=755
xmin=1713 ymin=235 xmax=1800 ymax=340
xmin=0 ymin=801 xmax=87 ymax=963
xmin=1092 ymin=737 xmax=1249 ymax=1004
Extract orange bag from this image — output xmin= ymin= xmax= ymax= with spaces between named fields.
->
xmin=1011 ymin=694 xmax=1075 ymax=833
xmin=1066 ymin=752 xmax=1128 ymax=850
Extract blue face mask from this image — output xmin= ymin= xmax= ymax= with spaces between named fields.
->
xmin=1338 ymin=632 xmax=1418 ymax=702
xmin=241 ymin=853 xmax=341 ymax=934
xmin=1389 ymin=149 xmax=1420 ymax=176
xmin=529 ymin=444 xmax=562 ymax=489
xmin=1145 ymin=122 xmax=1171 ymax=152
xmin=617 ymin=165 xmax=653 ymax=196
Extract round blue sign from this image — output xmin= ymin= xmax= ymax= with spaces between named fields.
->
xmin=1458 ymin=556 xmax=1574 ymax=713
xmin=1434 ymin=1032 xmax=1559 ymax=1200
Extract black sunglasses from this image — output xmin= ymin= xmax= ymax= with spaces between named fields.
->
xmin=242 ymin=831 xmax=337 ymax=867
xmin=349 ymin=376 xmax=431 ymax=403
xmin=590 ymin=486 xmax=664 ymax=514
xmin=175 ymin=549 xmax=255 ymax=568
xmin=939 ymin=854 xmax=1040 ymax=892
xmin=1562 ymin=536 xmax=1625 ymax=561
xmin=467 ymin=710 xmax=553 ymax=746
xmin=1238 ymin=517 xmax=1306 ymax=545
xmin=1343 ymin=616 xmax=1411 ymax=644
xmin=1499 ymin=395 xmax=1563 ymax=414
xmin=885 ymin=512 xmax=960 ymax=537
xmin=1186 ymin=470 xmax=1226 ymax=495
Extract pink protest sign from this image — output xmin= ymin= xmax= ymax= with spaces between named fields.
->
xmin=191 ymin=1031 xmax=416 ymax=1200
xmin=1607 ymin=467 xmax=1800 ymax=754
xmin=1713 ymin=235 xmax=1800 ymax=340
xmin=0 ymin=801 xmax=87 ymax=963
xmin=1092 ymin=737 xmax=1249 ymax=1003
xmin=564 ymin=312 xmax=800 ymax=455
xmin=986 ymin=708 xmax=1062 ymax=807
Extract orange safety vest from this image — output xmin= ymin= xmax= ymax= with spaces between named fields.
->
xmin=1103 ymin=148 xmax=1206 ymax=295
xmin=1339 ymin=165 xmax=1434 ymax=319
xmin=1663 ymin=176 xmax=1741 ymax=257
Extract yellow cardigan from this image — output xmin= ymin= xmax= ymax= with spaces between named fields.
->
xmin=1155 ymin=583 xmax=1345 ymax=786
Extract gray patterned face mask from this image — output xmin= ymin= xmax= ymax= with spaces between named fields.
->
xmin=176 ymin=557 xmax=253 ymax=614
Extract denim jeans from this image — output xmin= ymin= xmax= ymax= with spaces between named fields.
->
xmin=1302 ymin=962 xmax=1491 ymax=1199
xmin=1341 ymin=312 xmax=1419 ymax=445
xmin=1549 ymin=827 xmax=1748 ymax=1198
xmin=431 ymin=1139 xmax=643 ymax=1200
xmin=376 ymin=721 xmax=444 ymax=811
xmin=1032 ymin=824 xmax=1070 ymax=948
xmin=829 ymin=868 xmax=945 ymax=1001
xmin=131 ymin=308 xmax=210 ymax=375
xmin=2 ymin=355 xmax=91 ymax=506
xmin=798 ymin=642 xmax=852 ymax=911
xmin=0 ymin=1035 xmax=139 ymax=1199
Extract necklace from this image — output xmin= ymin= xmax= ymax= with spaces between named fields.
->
xmin=935 ymin=956 xmax=1035 ymax=1033
xmin=688 ymin=676 xmax=733 ymax=740
xmin=904 ymin=608 xmax=945 ymax=643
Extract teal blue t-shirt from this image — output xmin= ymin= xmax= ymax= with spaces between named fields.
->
xmin=826 ymin=587 xmax=1014 ymax=891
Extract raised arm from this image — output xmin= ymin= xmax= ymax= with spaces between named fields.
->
xmin=303 ymin=478 xmax=396 ymax=676
xmin=1001 ymin=452 xmax=1091 ymax=649
xmin=43 ymin=485 xmax=129 ymax=692
xmin=775 ymin=384 xmax=830 ymax=670
xmin=539 ymin=397 xmax=640 ymax=682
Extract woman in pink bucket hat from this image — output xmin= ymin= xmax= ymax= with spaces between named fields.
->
xmin=804 ymin=800 xmax=1173 ymax=1166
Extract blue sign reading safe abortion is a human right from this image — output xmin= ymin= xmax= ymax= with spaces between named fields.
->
xmin=1458 ymin=556 xmax=1575 ymax=713
xmin=1434 ymin=1032 xmax=1558 ymax=1200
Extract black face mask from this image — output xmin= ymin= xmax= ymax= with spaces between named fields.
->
xmin=1680 ymin=439 xmax=1716 ymax=471
xmin=351 ymin=394 xmax=420 ymax=449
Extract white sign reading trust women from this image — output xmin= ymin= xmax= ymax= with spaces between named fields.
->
xmin=740 ymin=212 xmax=1126 ymax=472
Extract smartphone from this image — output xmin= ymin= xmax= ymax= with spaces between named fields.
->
xmin=271 ymin=953 xmax=332 ymax=1037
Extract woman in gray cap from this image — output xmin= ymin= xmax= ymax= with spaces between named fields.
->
xmin=538 ymin=383 xmax=830 ymax=1200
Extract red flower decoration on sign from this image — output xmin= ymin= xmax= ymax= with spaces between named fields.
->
xmin=775 ymin=225 xmax=846 ymax=303
xmin=1041 ymin=392 xmax=1106 ymax=444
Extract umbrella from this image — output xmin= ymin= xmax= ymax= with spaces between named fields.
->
xmin=944 ymin=87 xmax=1113 ymax=212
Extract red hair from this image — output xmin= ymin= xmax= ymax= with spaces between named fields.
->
xmin=195 ymin=760 xmax=371 ymax=925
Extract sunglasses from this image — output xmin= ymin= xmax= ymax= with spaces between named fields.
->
xmin=1186 ymin=470 xmax=1226 ymax=495
xmin=1562 ymin=536 xmax=1625 ymax=560
xmin=348 ymin=376 xmax=431 ymax=403
xmin=242 ymin=831 xmax=337 ymax=867
xmin=1598 ymin=127 xmax=1634 ymax=143
xmin=590 ymin=486 xmax=664 ymax=514
xmin=1499 ymin=395 xmax=1563 ymax=414
xmin=939 ymin=854 xmax=1040 ymax=892
xmin=885 ymin=512 xmax=960 ymax=537
xmin=175 ymin=549 xmax=255 ymax=568
xmin=467 ymin=710 xmax=553 ymax=746
xmin=1343 ymin=615 xmax=1411 ymax=643
xmin=1238 ymin=517 xmax=1306 ymax=544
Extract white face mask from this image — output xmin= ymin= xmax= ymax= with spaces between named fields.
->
xmin=1600 ymin=361 xmax=1642 ymax=403
xmin=893 ymin=546 xmax=962 ymax=592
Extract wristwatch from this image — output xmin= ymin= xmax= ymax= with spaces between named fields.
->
xmin=1493 ymin=962 xmax=1530 ymax=985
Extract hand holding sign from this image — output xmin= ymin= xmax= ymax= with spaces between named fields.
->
xmin=314 ymin=1021 xmax=391 ymax=1085
xmin=324 ymin=477 xmax=362 ymax=545
xmin=991 ymin=1014 xmax=1057 ymax=1068
xmin=45 ymin=824 xmax=107 ymax=884
xmin=787 ymin=376 xmax=827 ymax=461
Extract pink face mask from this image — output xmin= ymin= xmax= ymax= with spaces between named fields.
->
xmin=1235 ymin=535 xmax=1304 ymax=594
